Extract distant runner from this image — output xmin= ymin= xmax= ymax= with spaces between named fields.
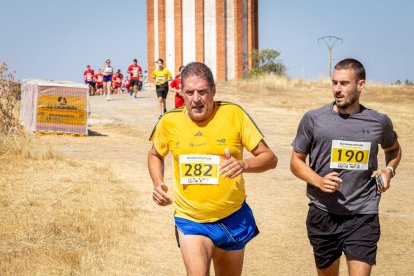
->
xmin=153 ymin=58 xmax=172 ymax=118
xmin=127 ymin=59 xmax=142 ymax=98
xmin=83 ymin=64 xmax=95 ymax=96
xmin=113 ymin=69 xmax=123 ymax=95
xmin=95 ymin=69 xmax=104 ymax=96
xmin=124 ymin=76 xmax=131 ymax=94
xmin=103 ymin=59 xmax=114 ymax=101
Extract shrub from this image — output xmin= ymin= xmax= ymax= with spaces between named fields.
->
xmin=248 ymin=48 xmax=287 ymax=78
xmin=0 ymin=62 xmax=20 ymax=135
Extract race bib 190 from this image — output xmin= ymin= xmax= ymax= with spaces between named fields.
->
xmin=330 ymin=140 xmax=371 ymax=170
xmin=179 ymin=154 xmax=219 ymax=184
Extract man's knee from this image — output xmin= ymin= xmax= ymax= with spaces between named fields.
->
xmin=212 ymin=248 xmax=245 ymax=276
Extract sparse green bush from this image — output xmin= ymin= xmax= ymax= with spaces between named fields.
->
xmin=248 ymin=48 xmax=287 ymax=78
xmin=404 ymin=79 xmax=413 ymax=86
xmin=393 ymin=79 xmax=413 ymax=86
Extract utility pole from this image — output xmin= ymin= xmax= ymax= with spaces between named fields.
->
xmin=318 ymin=36 xmax=343 ymax=78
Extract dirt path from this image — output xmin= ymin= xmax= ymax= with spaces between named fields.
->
xmin=35 ymin=86 xmax=414 ymax=275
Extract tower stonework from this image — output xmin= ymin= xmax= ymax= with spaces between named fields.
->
xmin=147 ymin=0 xmax=258 ymax=81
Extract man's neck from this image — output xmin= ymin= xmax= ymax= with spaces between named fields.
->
xmin=333 ymin=103 xmax=361 ymax=115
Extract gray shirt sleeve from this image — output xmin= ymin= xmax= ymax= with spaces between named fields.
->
xmin=381 ymin=114 xmax=398 ymax=149
xmin=292 ymin=111 xmax=314 ymax=154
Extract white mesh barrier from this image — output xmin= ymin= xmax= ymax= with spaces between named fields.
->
xmin=20 ymin=79 xmax=89 ymax=135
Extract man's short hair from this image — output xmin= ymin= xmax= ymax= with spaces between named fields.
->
xmin=133 ymin=59 xmax=137 ymax=63
xmin=334 ymin=58 xmax=366 ymax=81
xmin=180 ymin=62 xmax=215 ymax=89
xmin=156 ymin=58 xmax=164 ymax=64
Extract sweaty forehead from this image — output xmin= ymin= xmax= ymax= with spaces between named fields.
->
xmin=182 ymin=75 xmax=210 ymax=89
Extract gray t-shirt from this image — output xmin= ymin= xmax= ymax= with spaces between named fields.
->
xmin=292 ymin=102 xmax=397 ymax=215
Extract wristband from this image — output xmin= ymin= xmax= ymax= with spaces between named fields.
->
xmin=386 ymin=166 xmax=395 ymax=177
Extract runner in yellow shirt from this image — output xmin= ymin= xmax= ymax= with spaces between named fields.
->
xmin=153 ymin=58 xmax=172 ymax=118
xmin=148 ymin=62 xmax=278 ymax=275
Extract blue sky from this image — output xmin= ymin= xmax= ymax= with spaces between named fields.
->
xmin=1 ymin=0 xmax=413 ymax=84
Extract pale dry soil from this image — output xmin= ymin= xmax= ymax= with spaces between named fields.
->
xmin=1 ymin=83 xmax=413 ymax=275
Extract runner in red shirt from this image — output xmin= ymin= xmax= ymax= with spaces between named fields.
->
xmin=113 ymin=69 xmax=123 ymax=95
xmin=95 ymin=69 xmax=104 ymax=96
xmin=124 ymin=76 xmax=131 ymax=94
xmin=169 ymin=66 xmax=184 ymax=108
xmin=127 ymin=58 xmax=142 ymax=98
xmin=83 ymin=65 xmax=95 ymax=95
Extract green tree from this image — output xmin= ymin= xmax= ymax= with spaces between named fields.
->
xmin=404 ymin=79 xmax=413 ymax=86
xmin=248 ymin=49 xmax=287 ymax=78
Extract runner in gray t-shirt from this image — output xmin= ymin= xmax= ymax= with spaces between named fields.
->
xmin=290 ymin=58 xmax=402 ymax=275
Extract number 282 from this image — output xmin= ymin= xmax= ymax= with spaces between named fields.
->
xmin=184 ymin=163 xmax=213 ymax=177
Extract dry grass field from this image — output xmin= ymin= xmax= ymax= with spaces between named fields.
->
xmin=1 ymin=76 xmax=413 ymax=275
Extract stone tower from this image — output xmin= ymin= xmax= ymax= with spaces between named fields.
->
xmin=147 ymin=0 xmax=258 ymax=81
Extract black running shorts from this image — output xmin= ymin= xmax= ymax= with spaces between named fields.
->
xmin=130 ymin=79 xmax=140 ymax=87
xmin=156 ymin=82 xmax=169 ymax=99
xmin=306 ymin=204 xmax=380 ymax=269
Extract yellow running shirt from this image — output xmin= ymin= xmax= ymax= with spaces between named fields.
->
xmin=149 ymin=101 xmax=264 ymax=222
xmin=153 ymin=68 xmax=172 ymax=85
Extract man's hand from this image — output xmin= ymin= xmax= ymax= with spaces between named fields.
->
xmin=219 ymin=148 xmax=245 ymax=178
xmin=153 ymin=183 xmax=173 ymax=206
xmin=317 ymin=172 xmax=342 ymax=193
xmin=371 ymin=169 xmax=392 ymax=193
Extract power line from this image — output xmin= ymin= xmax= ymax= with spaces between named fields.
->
xmin=318 ymin=36 xmax=343 ymax=78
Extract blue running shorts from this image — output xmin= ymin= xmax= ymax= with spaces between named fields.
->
xmin=174 ymin=201 xmax=259 ymax=250
xmin=103 ymin=75 xmax=112 ymax=82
